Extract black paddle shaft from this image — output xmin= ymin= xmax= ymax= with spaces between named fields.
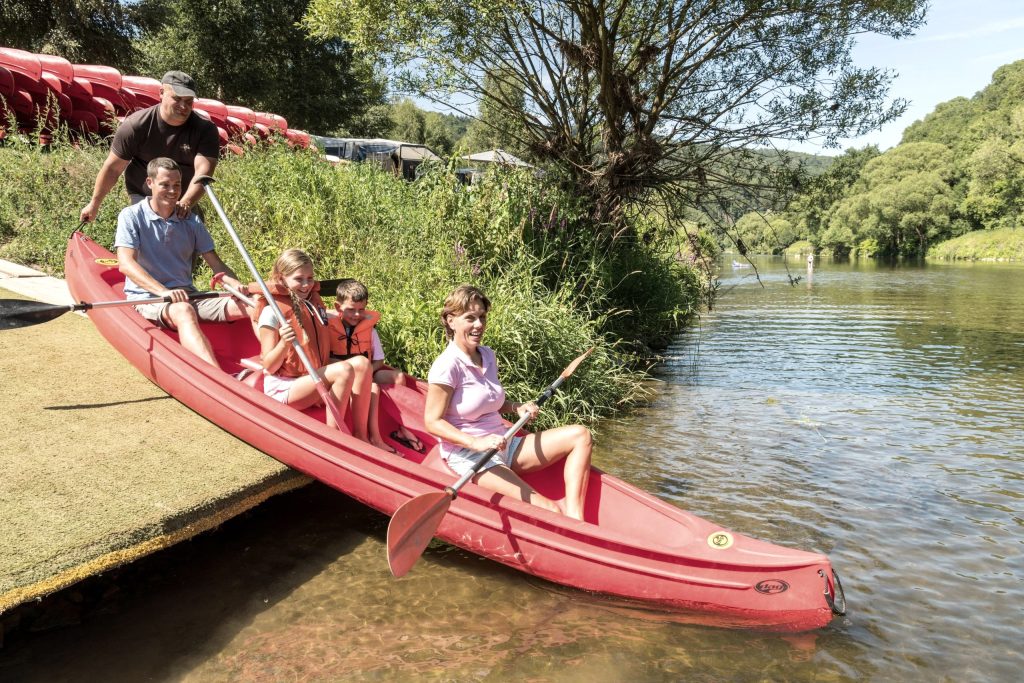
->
xmin=0 ymin=291 xmax=226 ymax=330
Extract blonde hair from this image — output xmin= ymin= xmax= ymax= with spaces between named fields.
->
xmin=441 ymin=284 xmax=490 ymax=340
xmin=270 ymin=248 xmax=314 ymax=282
xmin=270 ymin=249 xmax=315 ymax=311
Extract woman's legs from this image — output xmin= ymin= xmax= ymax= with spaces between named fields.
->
xmin=472 ymin=425 xmax=593 ymax=520
xmin=511 ymin=425 xmax=592 ymax=520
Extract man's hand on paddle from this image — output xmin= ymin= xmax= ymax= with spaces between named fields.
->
xmin=159 ymin=288 xmax=191 ymax=303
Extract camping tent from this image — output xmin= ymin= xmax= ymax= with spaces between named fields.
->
xmin=462 ymin=149 xmax=533 ymax=167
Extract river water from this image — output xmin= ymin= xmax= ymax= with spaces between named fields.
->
xmin=2 ymin=256 xmax=1021 ymax=681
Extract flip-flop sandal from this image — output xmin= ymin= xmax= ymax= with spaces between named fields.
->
xmin=390 ymin=430 xmax=424 ymax=453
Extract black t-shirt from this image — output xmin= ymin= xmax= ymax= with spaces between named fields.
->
xmin=110 ymin=104 xmax=220 ymax=196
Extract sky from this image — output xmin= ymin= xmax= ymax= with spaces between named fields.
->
xmin=811 ymin=0 xmax=1024 ymax=154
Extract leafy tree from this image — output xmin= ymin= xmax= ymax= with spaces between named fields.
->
xmin=135 ymin=0 xmax=387 ymax=134
xmin=960 ymin=106 xmax=1024 ymax=229
xmin=462 ymin=70 xmax=529 ymax=156
xmin=0 ymin=0 xmax=139 ymax=66
xmin=785 ymin=145 xmax=880 ymax=245
xmin=303 ymin=0 xmax=927 ymax=239
xmin=387 ymin=98 xmax=457 ymax=154
xmin=735 ymin=211 xmax=798 ymax=254
xmin=824 ymin=142 xmax=959 ymax=257
xmin=390 ymin=99 xmax=427 ymax=144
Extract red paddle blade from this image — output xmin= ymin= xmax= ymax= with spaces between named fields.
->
xmin=387 ymin=491 xmax=453 ymax=577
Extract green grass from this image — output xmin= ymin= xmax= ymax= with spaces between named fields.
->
xmin=1 ymin=137 xmax=704 ymax=428
xmin=927 ymin=227 xmax=1024 ymax=261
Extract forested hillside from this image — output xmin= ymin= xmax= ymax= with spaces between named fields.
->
xmin=777 ymin=60 xmax=1024 ymax=259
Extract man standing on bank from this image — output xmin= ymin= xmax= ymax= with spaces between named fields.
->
xmin=80 ymin=71 xmax=219 ymax=223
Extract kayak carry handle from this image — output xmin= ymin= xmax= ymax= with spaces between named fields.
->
xmin=820 ymin=568 xmax=846 ymax=615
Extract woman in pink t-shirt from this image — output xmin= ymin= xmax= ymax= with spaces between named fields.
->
xmin=424 ymin=285 xmax=593 ymax=520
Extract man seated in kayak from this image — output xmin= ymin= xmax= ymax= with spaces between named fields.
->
xmin=328 ymin=278 xmax=423 ymax=453
xmin=254 ymin=249 xmax=379 ymax=442
xmin=423 ymin=285 xmax=593 ymax=520
xmin=114 ymin=157 xmax=249 ymax=367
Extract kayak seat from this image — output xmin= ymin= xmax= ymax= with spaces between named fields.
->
xmin=421 ymin=445 xmax=455 ymax=475
xmin=235 ymin=355 xmax=264 ymax=391
xmin=379 ymin=383 xmax=437 ymax=459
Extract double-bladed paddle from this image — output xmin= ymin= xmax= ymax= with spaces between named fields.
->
xmin=386 ymin=347 xmax=594 ymax=577
xmin=195 ymin=175 xmax=346 ymax=429
xmin=0 ymin=290 xmax=233 ymax=330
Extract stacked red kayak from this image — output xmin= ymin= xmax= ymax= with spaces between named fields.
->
xmin=0 ymin=46 xmax=310 ymax=151
xmin=64 ymin=231 xmax=846 ymax=632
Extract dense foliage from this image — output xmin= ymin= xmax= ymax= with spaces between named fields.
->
xmin=304 ymin=0 xmax=927 ymax=241
xmin=132 ymin=0 xmax=388 ymax=135
xmin=782 ymin=60 xmax=1024 ymax=259
xmin=0 ymin=139 xmax=704 ymax=426
xmin=0 ymin=1 xmax=139 ymax=66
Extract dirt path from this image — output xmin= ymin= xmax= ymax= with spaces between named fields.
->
xmin=0 ymin=287 xmax=308 ymax=613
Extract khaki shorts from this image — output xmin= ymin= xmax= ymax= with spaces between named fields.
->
xmin=443 ymin=435 xmax=526 ymax=477
xmin=134 ymin=296 xmax=234 ymax=329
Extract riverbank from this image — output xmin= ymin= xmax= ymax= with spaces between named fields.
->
xmin=1 ymin=139 xmax=700 ymax=427
xmin=926 ymin=226 xmax=1024 ymax=261
xmin=0 ymin=265 xmax=308 ymax=618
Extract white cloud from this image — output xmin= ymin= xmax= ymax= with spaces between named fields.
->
xmin=916 ymin=17 xmax=1024 ymax=43
xmin=968 ymin=46 xmax=1024 ymax=64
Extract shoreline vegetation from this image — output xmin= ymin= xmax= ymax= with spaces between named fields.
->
xmin=0 ymin=136 xmax=705 ymax=429
xmin=926 ymin=227 xmax=1024 ymax=262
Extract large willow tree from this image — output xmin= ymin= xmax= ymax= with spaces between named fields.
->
xmin=304 ymin=0 xmax=927 ymax=237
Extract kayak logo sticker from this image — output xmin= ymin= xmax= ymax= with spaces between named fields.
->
xmin=94 ymin=258 xmax=118 ymax=267
xmin=755 ymin=580 xmax=790 ymax=595
xmin=707 ymin=531 xmax=734 ymax=549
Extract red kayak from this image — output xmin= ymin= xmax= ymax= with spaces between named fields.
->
xmin=65 ymin=231 xmax=845 ymax=632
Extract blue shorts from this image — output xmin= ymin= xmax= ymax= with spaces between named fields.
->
xmin=443 ymin=435 xmax=525 ymax=477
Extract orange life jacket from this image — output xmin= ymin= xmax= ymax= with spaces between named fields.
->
xmin=328 ymin=310 xmax=380 ymax=360
xmin=251 ymin=280 xmax=332 ymax=377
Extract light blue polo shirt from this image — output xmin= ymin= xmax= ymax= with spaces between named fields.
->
xmin=113 ymin=199 xmax=216 ymax=299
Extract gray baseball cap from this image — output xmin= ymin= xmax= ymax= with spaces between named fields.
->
xmin=161 ymin=71 xmax=197 ymax=97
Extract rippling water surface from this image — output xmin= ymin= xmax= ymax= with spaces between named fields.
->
xmin=2 ymin=256 xmax=1022 ymax=682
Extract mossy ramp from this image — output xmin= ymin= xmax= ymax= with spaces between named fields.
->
xmin=0 ymin=280 xmax=308 ymax=614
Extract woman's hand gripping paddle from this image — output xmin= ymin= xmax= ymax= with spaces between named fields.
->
xmin=195 ymin=176 xmax=345 ymax=429
xmin=386 ymin=347 xmax=594 ymax=577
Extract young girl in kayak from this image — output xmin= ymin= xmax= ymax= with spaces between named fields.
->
xmin=423 ymin=284 xmax=593 ymax=520
xmin=254 ymin=249 xmax=380 ymax=446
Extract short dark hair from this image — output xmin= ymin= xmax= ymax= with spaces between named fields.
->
xmin=335 ymin=278 xmax=368 ymax=303
xmin=147 ymin=157 xmax=181 ymax=179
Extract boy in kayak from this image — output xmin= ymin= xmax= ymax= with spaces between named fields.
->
xmin=253 ymin=249 xmax=377 ymax=441
xmin=423 ymin=285 xmax=592 ymax=520
xmin=329 ymin=279 xmax=423 ymax=453
xmin=114 ymin=157 xmax=249 ymax=368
